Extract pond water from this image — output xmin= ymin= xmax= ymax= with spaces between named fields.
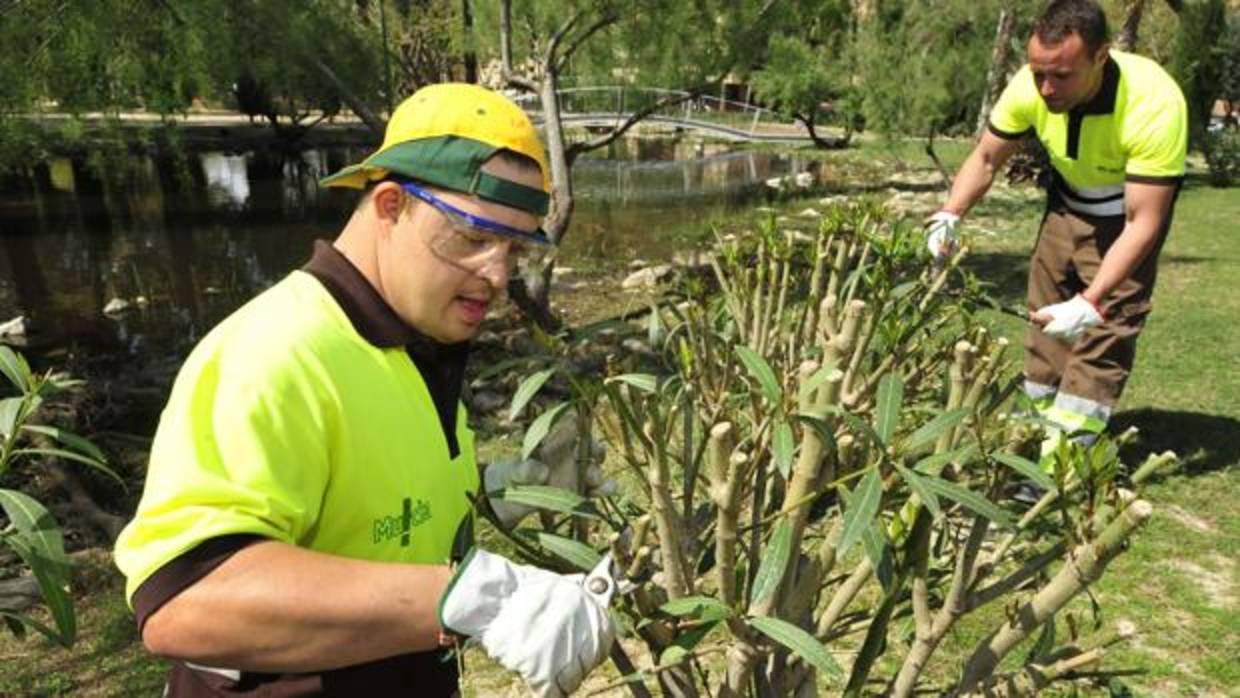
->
xmin=0 ymin=138 xmax=810 ymax=368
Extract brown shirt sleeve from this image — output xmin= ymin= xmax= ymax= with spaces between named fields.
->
xmin=131 ymin=534 xmax=266 ymax=632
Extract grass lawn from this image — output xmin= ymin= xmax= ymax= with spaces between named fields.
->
xmin=0 ymin=138 xmax=1234 ymax=696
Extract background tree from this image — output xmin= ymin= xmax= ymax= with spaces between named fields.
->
xmin=750 ymin=0 xmax=858 ymax=150
xmin=479 ymin=0 xmax=781 ymax=329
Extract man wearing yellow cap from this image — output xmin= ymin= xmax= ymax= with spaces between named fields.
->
xmin=114 ymin=84 xmax=617 ymax=697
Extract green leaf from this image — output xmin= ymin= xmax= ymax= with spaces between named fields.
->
xmin=660 ymin=596 xmax=733 ymax=622
xmin=991 ymin=452 xmax=1054 ymax=491
xmin=2 ymin=614 xmax=25 ymax=639
xmin=920 ymin=476 xmax=1013 ymax=528
xmin=607 ymin=373 xmax=659 ymax=394
xmin=660 ymin=619 xmax=718 ymax=665
xmin=796 ymin=362 xmax=838 ymax=406
xmin=893 ymin=463 xmax=941 ymax=520
xmin=861 ymin=523 xmax=895 ymax=593
xmin=735 ymin=345 xmax=782 ymax=404
xmin=508 ymin=368 xmax=556 ymax=422
xmin=913 ymin=444 xmax=979 ymax=476
xmin=521 ymin=402 xmax=572 ymax=459
xmin=648 ymin=303 xmax=664 ymax=348
xmin=0 ymin=397 xmax=22 ymax=440
xmin=0 ymin=489 xmax=74 ymax=645
xmin=11 ymin=449 xmax=124 ymax=488
xmin=748 ymin=615 xmax=844 ymax=678
xmin=772 ymin=420 xmax=795 ymax=478
xmin=493 ymin=484 xmax=602 ymax=520
xmin=903 ymin=408 xmax=971 ymax=452
xmin=794 ymin=413 xmax=837 ymax=452
xmin=873 ymin=373 xmax=904 ymax=446
xmin=838 ymin=469 xmax=883 ymax=557
xmin=1 ymin=610 xmax=66 ymax=645
xmin=0 ymin=346 xmax=32 ymax=393
xmin=749 ymin=520 xmax=793 ymax=606
xmin=823 ymin=404 xmax=882 ymax=448
xmin=532 ymin=532 xmax=602 ymax=571
xmin=19 ymin=425 xmax=107 ymax=462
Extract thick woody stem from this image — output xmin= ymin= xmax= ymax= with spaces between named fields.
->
xmin=751 ymin=369 xmax=844 ymax=619
xmin=646 ymin=420 xmax=691 ymax=599
xmin=958 ymin=500 xmax=1153 ymax=689
xmin=709 ymin=424 xmax=746 ymax=608
xmin=815 ymin=557 xmax=873 ymax=639
xmin=824 ymin=239 xmax=850 ymax=314
xmin=955 ymin=648 xmax=1106 ymax=698
xmin=750 ymin=239 xmax=768 ymax=346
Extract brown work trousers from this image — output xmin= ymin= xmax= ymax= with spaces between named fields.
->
xmin=1024 ymin=195 xmax=1172 ymax=410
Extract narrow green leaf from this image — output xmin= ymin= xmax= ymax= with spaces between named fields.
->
xmin=19 ymin=425 xmax=107 ymax=462
xmin=0 ymin=397 xmax=22 ymax=439
xmin=772 ymin=421 xmax=795 ymax=478
xmin=0 ymin=489 xmax=74 ymax=645
xmin=494 ymin=484 xmax=601 ymax=521
xmin=823 ymin=405 xmax=882 ymax=447
xmin=1 ymin=610 xmax=66 ymax=645
xmin=648 ymin=303 xmax=664 ymax=348
xmin=11 ymin=448 xmax=124 ymax=488
xmin=0 ymin=346 xmax=31 ymax=393
xmin=796 ymin=362 xmax=837 ymax=406
xmin=913 ymin=444 xmax=979 ymax=476
xmin=660 ymin=596 xmax=733 ymax=622
xmin=860 ymin=523 xmax=895 ymax=593
xmin=533 ymin=532 xmax=602 ymax=571
xmin=508 ymin=368 xmax=556 ymax=421
xmin=920 ymin=476 xmax=1013 ymax=528
xmin=873 ymin=374 xmax=904 ymax=445
xmin=521 ymin=402 xmax=571 ymax=459
xmin=991 ymin=452 xmax=1055 ymax=491
xmin=749 ymin=520 xmax=793 ymax=606
xmin=748 ymin=615 xmax=844 ymax=678
xmin=893 ymin=463 xmax=942 ymax=520
xmin=903 ymin=408 xmax=971 ymax=452
xmin=889 ymin=281 xmax=919 ymax=300
xmin=607 ymin=373 xmax=659 ymax=394
xmin=735 ymin=345 xmax=782 ymax=404
xmin=838 ymin=469 xmax=883 ymax=557
xmin=794 ymin=413 xmax=837 ymax=452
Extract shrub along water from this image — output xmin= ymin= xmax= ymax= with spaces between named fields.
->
xmin=492 ymin=202 xmax=1178 ymax=697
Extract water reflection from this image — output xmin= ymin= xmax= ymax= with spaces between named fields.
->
xmin=0 ymin=139 xmax=800 ymax=364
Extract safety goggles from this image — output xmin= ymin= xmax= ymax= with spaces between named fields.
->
xmin=402 ymin=181 xmax=549 ymax=275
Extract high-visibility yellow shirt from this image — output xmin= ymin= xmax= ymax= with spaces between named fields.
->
xmin=989 ymin=50 xmax=1187 ymax=217
xmin=114 ymin=270 xmax=479 ymax=604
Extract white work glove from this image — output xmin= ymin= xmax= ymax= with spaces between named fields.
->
xmin=1034 ymin=294 xmax=1103 ymax=342
xmin=924 ymin=210 xmax=961 ymax=262
xmin=439 ymin=549 xmax=617 ymax=698
xmin=485 ymin=419 xmax=618 ymax=529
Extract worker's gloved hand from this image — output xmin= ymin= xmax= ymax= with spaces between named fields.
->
xmin=485 ymin=419 xmax=618 ymax=529
xmin=924 ymin=210 xmax=961 ymax=262
xmin=439 ymin=550 xmax=617 ymax=698
xmin=1033 ymin=294 xmax=1103 ymax=342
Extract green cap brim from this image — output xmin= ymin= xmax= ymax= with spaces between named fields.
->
xmin=320 ymin=136 xmax=550 ymax=216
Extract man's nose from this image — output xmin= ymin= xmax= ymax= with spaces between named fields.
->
xmin=477 ymin=254 xmax=511 ymax=292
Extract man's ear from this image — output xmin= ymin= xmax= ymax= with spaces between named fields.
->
xmin=1093 ymin=42 xmax=1111 ymax=66
xmin=370 ymin=182 xmax=406 ymax=225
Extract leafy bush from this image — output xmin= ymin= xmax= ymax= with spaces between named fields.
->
xmin=493 ymin=202 xmax=1177 ymax=697
xmin=0 ymin=346 xmax=117 ymax=647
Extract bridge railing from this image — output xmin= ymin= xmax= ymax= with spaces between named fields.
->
xmin=510 ymin=86 xmax=809 ymax=141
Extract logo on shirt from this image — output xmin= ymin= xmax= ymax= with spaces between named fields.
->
xmin=373 ymin=497 xmax=432 ymax=546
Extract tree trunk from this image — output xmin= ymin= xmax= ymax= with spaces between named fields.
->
xmin=461 ymin=0 xmax=477 ymax=83
xmin=976 ymin=7 xmax=1017 ymax=139
xmin=509 ymin=70 xmax=574 ymax=330
xmin=1116 ymin=0 xmax=1147 ymax=51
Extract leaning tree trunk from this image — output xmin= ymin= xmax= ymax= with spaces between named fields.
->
xmin=976 ymin=6 xmax=1017 ymax=138
xmin=1116 ymin=0 xmax=1148 ymax=51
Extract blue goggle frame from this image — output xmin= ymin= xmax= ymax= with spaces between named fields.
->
xmin=401 ymin=182 xmax=549 ymax=246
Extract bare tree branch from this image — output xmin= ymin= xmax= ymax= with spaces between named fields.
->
xmin=555 ymin=10 xmax=620 ymax=74
xmin=499 ymin=0 xmax=538 ymax=92
xmin=546 ymin=8 xmax=584 ymax=68
xmin=565 ymin=89 xmax=703 ymax=162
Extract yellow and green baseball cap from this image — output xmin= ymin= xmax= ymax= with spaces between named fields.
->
xmin=320 ymin=83 xmax=551 ymax=216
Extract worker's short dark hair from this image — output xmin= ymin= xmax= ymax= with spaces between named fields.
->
xmin=1032 ymin=0 xmax=1110 ymax=54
